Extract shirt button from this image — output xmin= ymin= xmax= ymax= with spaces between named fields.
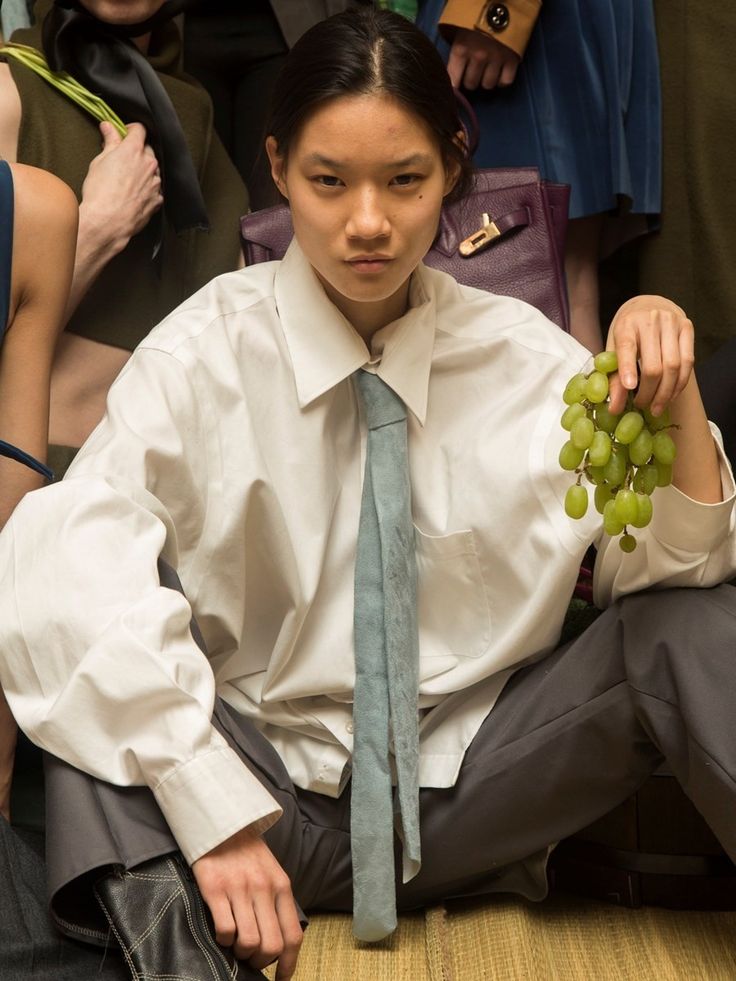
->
xmin=346 ymin=721 xmax=354 ymax=734
xmin=486 ymin=3 xmax=510 ymax=32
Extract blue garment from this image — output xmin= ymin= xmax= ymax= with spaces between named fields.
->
xmin=0 ymin=160 xmax=53 ymax=479
xmin=417 ymin=0 xmax=661 ymax=221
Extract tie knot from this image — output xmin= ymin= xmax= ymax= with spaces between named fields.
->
xmin=355 ymin=370 xmax=407 ymax=430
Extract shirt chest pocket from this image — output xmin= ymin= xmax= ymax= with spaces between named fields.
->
xmin=414 ymin=525 xmax=492 ymax=659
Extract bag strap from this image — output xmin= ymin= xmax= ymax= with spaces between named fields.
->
xmin=0 ymin=439 xmax=54 ymax=480
xmin=458 ymin=208 xmax=529 ymax=257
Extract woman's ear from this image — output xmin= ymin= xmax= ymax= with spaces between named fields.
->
xmin=265 ymin=136 xmax=289 ymax=199
xmin=443 ymin=129 xmax=467 ymax=197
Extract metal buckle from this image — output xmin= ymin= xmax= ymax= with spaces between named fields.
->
xmin=459 ymin=213 xmax=501 ymax=257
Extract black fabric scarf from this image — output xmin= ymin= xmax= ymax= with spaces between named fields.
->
xmin=42 ymin=0 xmax=209 ymax=242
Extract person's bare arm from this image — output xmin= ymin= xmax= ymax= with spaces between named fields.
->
xmin=193 ymin=827 xmax=303 ymax=980
xmin=0 ymin=163 xmax=78 ymax=519
xmin=66 ymin=121 xmax=163 ymax=318
xmin=0 ymin=163 xmax=77 ymax=820
xmin=0 ymin=63 xmax=22 ymax=164
xmin=0 ymin=63 xmax=162 ymax=321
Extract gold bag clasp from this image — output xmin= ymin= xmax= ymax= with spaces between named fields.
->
xmin=459 ymin=213 xmax=501 ymax=257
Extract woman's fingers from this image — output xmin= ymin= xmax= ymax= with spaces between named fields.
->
xmin=605 ymin=297 xmax=696 ymax=416
xmin=207 ymin=892 xmax=238 ymax=950
xmin=193 ymin=827 xmax=303 ymax=979
xmin=273 ymin=891 xmax=304 ymax=981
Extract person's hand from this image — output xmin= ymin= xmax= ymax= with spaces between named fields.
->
xmin=79 ymin=121 xmax=163 ymax=257
xmin=193 ymin=826 xmax=303 ymax=980
xmin=605 ymin=295 xmax=695 ymax=417
xmin=447 ymin=28 xmax=520 ymax=90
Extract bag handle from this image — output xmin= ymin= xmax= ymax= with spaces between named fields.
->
xmin=458 ymin=207 xmax=530 ymax=256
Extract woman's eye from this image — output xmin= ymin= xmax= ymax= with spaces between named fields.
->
xmin=314 ymin=175 xmax=343 ymax=187
xmin=391 ymin=173 xmax=421 ymax=187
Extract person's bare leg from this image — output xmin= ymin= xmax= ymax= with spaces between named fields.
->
xmin=565 ymin=214 xmax=605 ymax=353
xmin=0 ymin=687 xmax=17 ymax=821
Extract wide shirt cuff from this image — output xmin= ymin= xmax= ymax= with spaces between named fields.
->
xmin=648 ymin=424 xmax=736 ymax=553
xmin=152 ymin=745 xmax=283 ymax=865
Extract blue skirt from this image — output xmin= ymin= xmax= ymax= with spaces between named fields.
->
xmin=417 ymin=0 xmax=661 ymax=221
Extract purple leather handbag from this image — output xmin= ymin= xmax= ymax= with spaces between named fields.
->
xmin=240 ymin=166 xmax=571 ymax=331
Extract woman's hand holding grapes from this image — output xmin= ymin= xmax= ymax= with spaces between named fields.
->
xmin=605 ymin=295 xmax=694 ymax=418
xmin=560 ymin=296 xmax=723 ymax=550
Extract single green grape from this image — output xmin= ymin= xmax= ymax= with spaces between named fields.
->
xmin=629 ymin=428 xmax=654 ymax=466
xmin=614 ymin=488 xmax=639 ymax=525
xmin=614 ymin=411 xmax=645 ymax=446
xmin=631 ymin=493 xmax=653 ymax=528
xmin=561 ymin=402 xmax=587 ymax=431
xmin=603 ymin=499 xmax=625 ymax=537
xmin=563 ymin=373 xmax=588 ymax=406
xmin=632 ymin=464 xmax=658 ymax=496
xmin=594 ymin=483 xmax=613 ymax=515
xmin=654 ymin=459 xmax=673 ymax=487
xmin=571 ymin=416 xmax=595 ymax=450
xmin=594 ymin=403 xmax=622 ymax=434
xmin=559 ymin=440 xmax=585 ymax=471
xmin=643 ymin=406 xmax=672 ymax=431
xmin=593 ymin=350 xmax=619 ymax=375
xmin=602 ymin=444 xmax=627 ymax=487
xmin=565 ymin=483 xmax=589 ymax=520
xmin=586 ymin=465 xmax=607 ymax=485
xmin=588 ymin=430 xmax=612 ymax=467
xmin=619 ymin=533 xmax=637 ymax=553
xmin=652 ymin=431 xmax=677 ymax=466
xmin=584 ymin=371 xmax=609 ymax=404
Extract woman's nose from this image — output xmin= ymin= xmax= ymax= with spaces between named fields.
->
xmin=345 ymin=188 xmax=391 ymax=240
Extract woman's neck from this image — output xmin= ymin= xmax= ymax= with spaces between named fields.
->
xmin=317 ymin=276 xmax=411 ymax=344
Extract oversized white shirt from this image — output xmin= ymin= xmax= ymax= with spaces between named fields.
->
xmin=1 ymin=242 xmax=735 ymax=866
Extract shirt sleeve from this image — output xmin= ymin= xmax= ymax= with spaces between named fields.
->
xmin=0 ymin=346 xmax=282 ymax=864
xmin=593 ymin=423 xmax=736 ymax=607
xmin=437 ymin=0 xmax=542 ymax=59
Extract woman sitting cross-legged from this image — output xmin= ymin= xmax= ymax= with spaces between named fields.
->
xmin=0 ymin=9 xmax=735 ymax=981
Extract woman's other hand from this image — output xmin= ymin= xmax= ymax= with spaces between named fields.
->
xmin=447 ymin=29 xmax=520 ymax=90
xmin=79 ymin=121 xmax=163 ymax=259
xmin=605 ymin=295 xmax=695 ymax=418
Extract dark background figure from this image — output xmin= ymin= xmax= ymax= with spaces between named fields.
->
xmin=634 ymin=0 xmax=736 ymax=365
xmin=183 ymin=0 xmax=370 ymax=210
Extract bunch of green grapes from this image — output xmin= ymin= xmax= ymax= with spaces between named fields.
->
xmin=559 ymin=351 xmax=677 ymax=552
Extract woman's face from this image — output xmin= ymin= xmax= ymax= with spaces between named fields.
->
xmin=266 ymin=93 xmax=456 ymax=336
xmin=77 ymin=0 xmax=167 ymax=25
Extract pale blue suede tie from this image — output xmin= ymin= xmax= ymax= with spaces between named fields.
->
xmin=351 ymin=368 xmax=421 ymax=942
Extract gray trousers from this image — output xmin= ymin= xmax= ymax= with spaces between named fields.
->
xmin=40 ymin=584 xmax=736 ymax=955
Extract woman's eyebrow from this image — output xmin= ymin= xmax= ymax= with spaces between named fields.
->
xmin=303 ymin=152 xmax=435 ymax=169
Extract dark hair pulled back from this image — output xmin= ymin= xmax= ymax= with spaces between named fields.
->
xmin=266 ymin=6 xmax=474 ymax=203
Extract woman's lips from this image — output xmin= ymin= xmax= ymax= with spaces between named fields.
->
xmin=346 ymin=256 xmax=393 ymax=273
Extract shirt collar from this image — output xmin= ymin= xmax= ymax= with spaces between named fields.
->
xmin=274 ymin=240 xmax=436 ymax=425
